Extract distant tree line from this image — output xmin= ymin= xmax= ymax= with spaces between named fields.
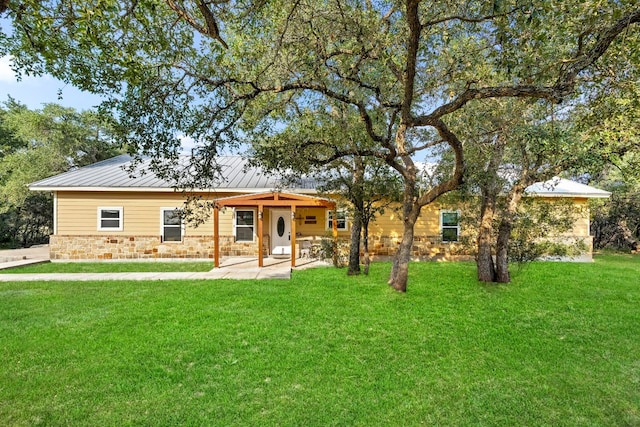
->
xmin=0 ymin=98 xmax=121 ymax=248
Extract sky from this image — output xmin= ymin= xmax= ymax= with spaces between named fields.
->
xmin=0 ymin=56 xmax=104 ymax=111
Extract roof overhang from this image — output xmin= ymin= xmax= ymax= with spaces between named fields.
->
xmin=524 ymin=178 xmax=611 ymax=199
xmin=28 ymin=186 xmax=318 ymax=195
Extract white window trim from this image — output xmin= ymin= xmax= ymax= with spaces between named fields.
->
xmin=160 ymin=207 xmax=184 ymax=243
xmin=234 ymin=208 xmax=257 ymax=242
xmin=53 ymin=191 xmax=58 ymax=235
xmin=440 ymin=210 xmax=460 ymax=243
xmin=326 ymin=209 xmax=348 ymax=231
xmin=97 ymin=206 xmax=123 ymax=231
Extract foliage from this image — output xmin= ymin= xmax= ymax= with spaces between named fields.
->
xmin=0 ymin=193 xmax=51 ymax=248
xmin=508 ymin=198 xmax=583 ymax=262
xmin=1 ymin=256 xmax=639 ymax=425
xmin=0 ymin=99 xmax=120 ymax=248
xmin=317 ymin=233 xmax=350 ymax=267
xmin=591 ymin=182 xmax=640 ymax=251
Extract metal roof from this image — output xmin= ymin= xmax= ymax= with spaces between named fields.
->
xmin=525 ymin=177 xmax=611 ymax=198
xmin=29 ymin=155 xmax=288 ymax=192
xmin=29 ymin=156 xmax=610 ymax=200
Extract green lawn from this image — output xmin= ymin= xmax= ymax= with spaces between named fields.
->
xmin=1 ymin=255 xmax=638 ymax=426
xmin=0 ymin=261 xmax=214 ymax=273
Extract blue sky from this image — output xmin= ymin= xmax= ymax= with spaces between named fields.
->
xmin=0 ymin=56 xmax=103 ymax=110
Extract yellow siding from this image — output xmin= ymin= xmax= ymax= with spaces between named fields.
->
xmin=368 ymin=204 xmax=441 ymax=237
xmin=57 ymin=191 xmax=240 ymax=236
xmin=56 ymin=191 xmax=591 ymax=241
xmin=56 ymin=192 xmax=350 ymax=239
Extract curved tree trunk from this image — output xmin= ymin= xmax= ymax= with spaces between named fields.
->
xmin=388 ymin=185 xmax=420 ymax=292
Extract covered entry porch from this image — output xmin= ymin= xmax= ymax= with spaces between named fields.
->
xmin=213 ymin=191 xmax=337 ymax=268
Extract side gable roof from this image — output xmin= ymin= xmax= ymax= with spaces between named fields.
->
xmin=29 ymin=154 xmax=288 ymax=193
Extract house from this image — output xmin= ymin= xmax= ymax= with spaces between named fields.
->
xmin=28 ymin=155 xmax=611 ymax=265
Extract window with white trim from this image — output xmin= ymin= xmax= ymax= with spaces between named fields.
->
xmin=441 ymin=211 xmax=460 ymax=242
xmin=161 ymin=208 xmax=183 ymax=242
xmin=327 ymin=209 xmax=348 ymax=231
xmin=97 ymin=207 xmax=123 ymax=231
xmin=235 ymin=209 xmax=255 ymax=242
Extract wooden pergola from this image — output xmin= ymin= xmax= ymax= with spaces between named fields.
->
xmin=213 ymin=191 xmax=337 ymax=268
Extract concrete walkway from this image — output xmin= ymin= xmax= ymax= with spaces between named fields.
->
xmin=0 ymin=253 xmax=330 ymax=282
xmin=0 ymin=245 xmax=50 ymax=270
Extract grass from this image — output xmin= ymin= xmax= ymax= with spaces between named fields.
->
xmin=0 ymin=255 xmax=638 ymax=426
xmin=0 ymin=261 xmax=214 ymax=273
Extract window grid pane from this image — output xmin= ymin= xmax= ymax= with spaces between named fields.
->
xmin=163 ymin=211 xmax=181 ymax=226
xmin=236 ymin=211 xmax=254 ymax=226
xmin=442 ymin=227 xmax=458 ymax=242
xmin=442 ymin=212 xmax=459 ymax=226
xmin=163 ymin=226 xmax=182 ymax=242
xmin=101 ymin=219 xmax=120 ymax=228
xmin=102 ymin=210 xmax=120 ymax=219
xmin=236 ymin=227 xmax=254 ymax=242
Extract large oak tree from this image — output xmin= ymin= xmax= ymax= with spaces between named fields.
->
xmin=2 ymin=1 xmax=638 ymax=290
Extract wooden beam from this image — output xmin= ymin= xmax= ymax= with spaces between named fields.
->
xmin=214 ymin=205 xmax=220 ymax=268
xmin=291 ymin=208 xmax=296 ymax=268
xmin=215 ymin=191 xmax=336 ymax=208
xmin=218 ymin=199 xmax=334 ymax=208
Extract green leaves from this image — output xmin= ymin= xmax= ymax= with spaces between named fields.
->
xmin=0 ymin=100 xmax=121 ymax=245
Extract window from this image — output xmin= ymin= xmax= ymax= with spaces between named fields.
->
xmin=97 ymin=207 xmax=123 ymax=231
xmin=441 ymin=211 xmax=460 ymax=242
xmin=235 ymin=209 xmax=255 ymax=242
xmin=161 ymin=208 xmax=183 ymax=242
xmin=327 ymin=209 xmax=348 ymax=231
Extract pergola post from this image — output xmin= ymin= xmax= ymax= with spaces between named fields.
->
xmin=258 ymin=205 xmax=264 ymax=267
xmin=214 ymin=205 xmax=220 ymax=268
xmin=332 ymin=206 xmax=338 ymax=267
xmin=290 ymin=208 xmax=296 ymax=268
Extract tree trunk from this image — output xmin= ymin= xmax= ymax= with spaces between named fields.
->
xmin=347 ymin=157 xmax=365 ymax=275
xmin=388 ymin=186 xmax=420 ymax=292
xmin=495 ymin=218 xmax=513 ymax=283
xmin=476 ymin=132 xmax=506 ymax=283
xmin=477 ymin=193 xmax=497 ymax=282
xmin=495 ymin=186 xmax=525 ymax=283
xmin=363 ymin=218 xmax=371 ymax=275
xmin=347 ymin=212 xmax=362 ymax=275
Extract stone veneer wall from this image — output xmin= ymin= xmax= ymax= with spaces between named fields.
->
xmin=49 ymin=233 xmax=592 ymax=261
xmin=367 ymin=235 xmax=464 ymax=259
xmin=50 ymin=235 xmax=269 ymax=260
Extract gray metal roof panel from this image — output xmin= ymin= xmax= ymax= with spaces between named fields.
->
xmin=29 ymin=154 xmax=282 ymax=190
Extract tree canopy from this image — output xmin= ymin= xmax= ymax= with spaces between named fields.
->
xmin=2 ymin=1 xmax=639 ymax=289
xmin=0 ymin=99 xmax=120 ymax=248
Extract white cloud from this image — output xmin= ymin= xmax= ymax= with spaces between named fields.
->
xmin=178 ymin=134 xmax=198 ymax=153
xmin=0 ymin=56 xmax=18 ymax=83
